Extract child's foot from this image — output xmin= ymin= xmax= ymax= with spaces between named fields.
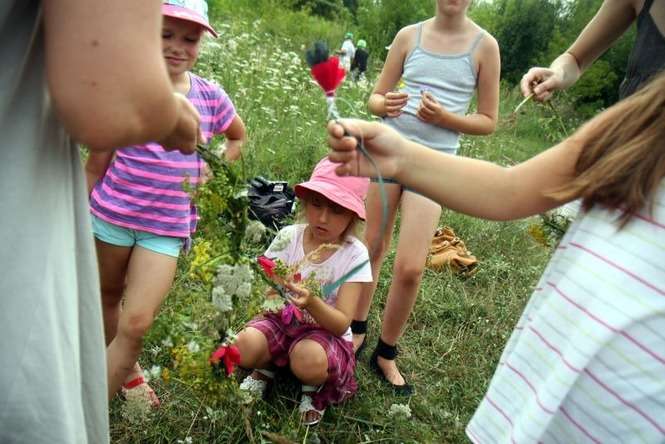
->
xmin=299 ymin=385 xmax=325 ymax=426
xmin=239 ymin=369 xmax=274 ymax=399
xmin=375 ymin=356 xmax=406 ymax=386
xmin=121 ymin=375 xmax=160 ymax=409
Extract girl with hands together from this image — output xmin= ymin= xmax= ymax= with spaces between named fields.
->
xmin=352 ymin=0 xmax=500 ymax=395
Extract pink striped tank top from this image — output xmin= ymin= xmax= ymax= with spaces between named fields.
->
xmin=90 ymin=73 xmax=236 ymax=238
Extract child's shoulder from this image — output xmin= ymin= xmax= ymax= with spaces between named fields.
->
xmin=189 ymin=73 xmax=227 ymax=99
xmin=343 ymin=235 xmax=370 ymax=257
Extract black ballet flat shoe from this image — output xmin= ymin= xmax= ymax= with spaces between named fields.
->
xmin=369 ymin=339 xmax=414 ymax=396
xmin=351 ymin=320 xmax=369 ymax=359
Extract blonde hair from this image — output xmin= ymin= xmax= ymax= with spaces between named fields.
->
xmin=552 ymin=72 xmax=665 ymax=226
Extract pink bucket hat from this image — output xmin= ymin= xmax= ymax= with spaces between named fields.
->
xmin=162 ymin=0 xmax=218 ymax=38
xmin=295 ymin=157 xmax=369 ymax=220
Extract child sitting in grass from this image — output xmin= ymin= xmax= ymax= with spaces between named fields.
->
xmin=233 ymin=157 xmax=372 ymax=426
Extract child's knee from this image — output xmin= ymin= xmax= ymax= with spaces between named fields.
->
xmin=290 ymin=342 xmax=328 ymax=382
xmin=393 ymin=260 xmax=425 ymax=285
xmin=117 ymin=311 xmax=154 ymax=342
xmin=235 ymin=327 xmax=269 ymax=367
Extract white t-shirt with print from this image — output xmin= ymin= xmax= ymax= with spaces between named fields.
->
xmin=264 ymin=224 xmax=372 ymax=341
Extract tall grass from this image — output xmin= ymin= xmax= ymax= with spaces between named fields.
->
xmin=108 ymin=9 xmax=578 ymax=444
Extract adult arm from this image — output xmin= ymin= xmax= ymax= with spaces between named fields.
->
xmin=521 ymin=0 xmax=638 ymax=100
xmin=44 ymin=0 xmax=198 ymax=153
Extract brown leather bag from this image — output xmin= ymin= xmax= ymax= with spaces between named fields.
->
xmin=427 ymin=226 xmax=478 ymax=276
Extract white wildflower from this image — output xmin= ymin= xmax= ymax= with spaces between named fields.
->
xmin=212 ymin=286 xmax=233 ymax=313
xmin=236 ymin=282 xmax=252 ymax=299
xmin=149 ymin=345 xmax=161 ymax=356
xmin=148 ymin=365 xmax=162 ymax=380
xmin=187 ymin=340 xmax=200 ymax=354
xmin=245 ymin=220 xmax=266 ymax=244
xmin=161 ymin=337 xmax=174 ymax=348
xmin=388 ymin=403 xmax=412 ymax=418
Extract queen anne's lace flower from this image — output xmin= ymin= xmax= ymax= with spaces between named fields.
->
xmin=388 ymin=403 xmax=412 ymax=418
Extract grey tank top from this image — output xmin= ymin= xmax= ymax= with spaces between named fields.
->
xmin=384 ymin=22 xmax=485 ymax=153
xmin=619 ymin=0 xmax=665 ymax=99
xmin=0 ymin=1 xmax=109 ymax=442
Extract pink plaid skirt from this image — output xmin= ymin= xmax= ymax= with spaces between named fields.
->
xmin=248 ymin=312 xmax=357 ymax=410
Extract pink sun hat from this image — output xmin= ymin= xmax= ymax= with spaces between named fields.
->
xmin=295 ymin=157 xmax=369 ymax=220
xmin=162 ymin=0 xmax=218 ymax=38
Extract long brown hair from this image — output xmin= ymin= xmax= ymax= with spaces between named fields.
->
xmin=553 ymin=72 xmax=665 ymax=226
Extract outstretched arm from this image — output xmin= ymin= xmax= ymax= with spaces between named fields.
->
xmin=326 ymin=105 xmax=626 ymax=221
xmin=44 ymin=0 xmax=199 ymax=153
xmin=521 ymin=0 xmax=637 ymax=100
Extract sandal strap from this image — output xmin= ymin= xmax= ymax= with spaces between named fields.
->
xmin=301 ymin=384 xmax=322 ymax=393
xmin=122 ymin=376 xmax=145 ymax=390
xmin=375 ymin=338 xmax=398 ymax=360
xmin=256 ymin=368 xmax=275 ymax=379
xmin=350 ymin=319 xmax=368 ymax=334
xmin=299 ymin=394 xmax=325 ymax=415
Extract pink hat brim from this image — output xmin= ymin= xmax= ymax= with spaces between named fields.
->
xmin=295 ymin=181 xmax=366 ymax=220
xmin=162 ymin=4 xmax=218 ymax=38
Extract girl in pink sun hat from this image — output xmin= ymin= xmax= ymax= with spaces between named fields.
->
xmin=84 ymin=0 xmax=246 ymax=409
xmin=232 ymin=157 xmax=372 ymax=426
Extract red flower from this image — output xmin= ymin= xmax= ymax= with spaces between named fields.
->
xmin=257 ymin=256 xmax=276 ymax=278
xmin=293 ymin=272 xmax=302 ymax=283
xmin=209 ymin=344 xmax=241 ymax=376
xmin=310 ymin=56 xmax=346 ymax=97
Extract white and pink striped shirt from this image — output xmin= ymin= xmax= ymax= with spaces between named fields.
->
xmin=90 ymin=73 xmax=236 ymax=238
xmin=467 ymin=181 xmax=665 ymax=444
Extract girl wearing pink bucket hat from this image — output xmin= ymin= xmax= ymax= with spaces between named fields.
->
xmin=233 ymin=157 xmax=372 ymax=426
xmin=84 ymin=0 xmax=246 ymax=408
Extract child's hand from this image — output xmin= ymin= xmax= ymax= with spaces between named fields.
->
xmin=384 ymin=92 xmax=409 ymax=117
xmin=159 ymin=92 xmax=202 ymax=155
xmin=326 ymin=119 xmax=405 ymax=179
xmin=284 ymin=281 xmax=315 ymax=309
xmin=417 ymin=91 xmax=450 ymax=125
xmin=223 ymin=140 xmax=243 ymax=162
xmin=520 ymin=67 xmax=563 ymax=102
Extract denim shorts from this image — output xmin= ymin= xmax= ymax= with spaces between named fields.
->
xmin=91 ymin=214 xmax=184 ymax=258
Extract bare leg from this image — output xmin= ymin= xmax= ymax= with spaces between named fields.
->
xmin=377 ymin=191 xmax=441 ymax=385
xmin=95 ymin=239 xmax=132 ymax=345
xmin=290 ymin=339 xmax=329 ymax=424
xmin=106 ymin=246 xmax=177 ymax=398
xmin=352 ymin=182 xmax=401 ymax=351
xmin=235 ymin=326 xmax=273 ymax=370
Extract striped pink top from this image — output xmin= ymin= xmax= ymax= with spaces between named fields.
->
xmin=467 ymin=181 xmax=665 ymax=443
xmin=90 ymin=73 xmax=236 ymax=238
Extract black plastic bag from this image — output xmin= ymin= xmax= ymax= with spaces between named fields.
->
xmin=247 ymin=176 xmax=295 ymax=230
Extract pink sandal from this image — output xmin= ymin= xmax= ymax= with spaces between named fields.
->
xmin=121 ymin=376 xmax=160 ymax=409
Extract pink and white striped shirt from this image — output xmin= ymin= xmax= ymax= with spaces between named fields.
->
xmin=90 ymin=73 xmax=236 ymax=238
xmin=467 ymin=181 xmax=665 ymax=443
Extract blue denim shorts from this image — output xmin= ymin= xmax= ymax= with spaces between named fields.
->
xmin=91 ymin=215 xmax=184 ymax=258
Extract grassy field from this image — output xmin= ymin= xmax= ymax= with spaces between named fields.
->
xmin=108 ymin=12 xmax=579 ymax=444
